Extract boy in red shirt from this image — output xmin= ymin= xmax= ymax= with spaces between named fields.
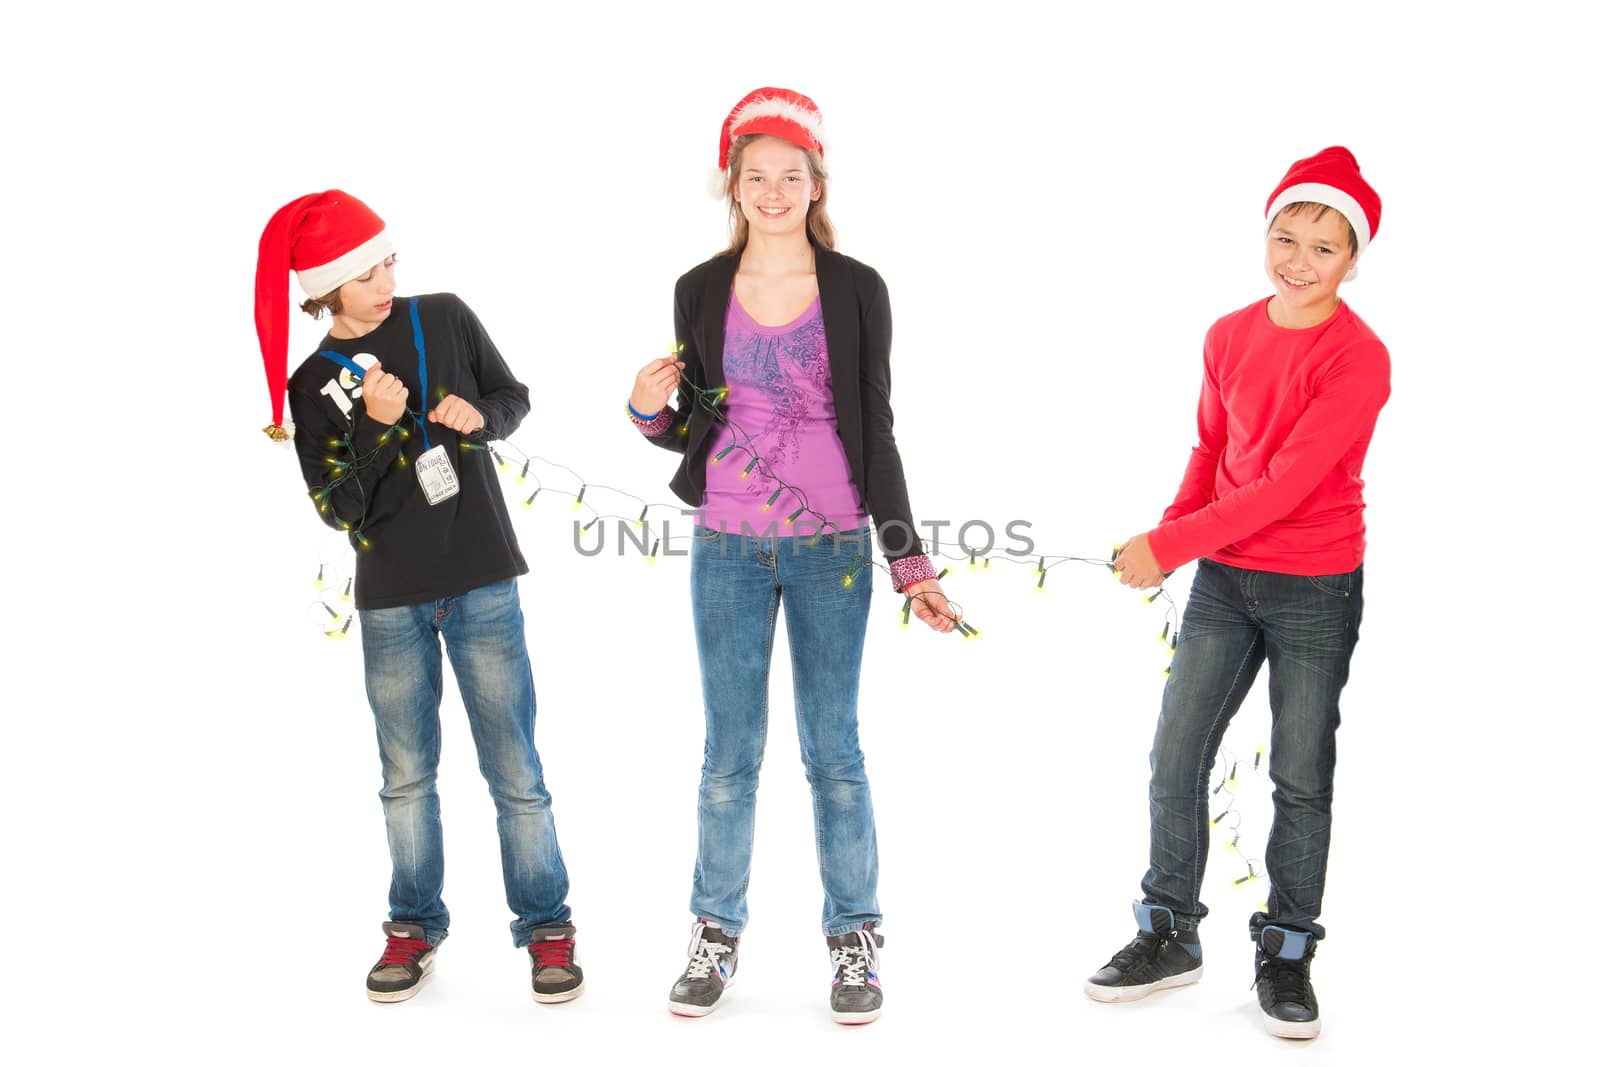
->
xmin=1083 ymin=148 xmax=1388 ymax=1041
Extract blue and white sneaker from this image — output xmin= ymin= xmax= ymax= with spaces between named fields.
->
xmin=826 ymin=924 xmax=884 ymax=1025
xmin=669 ymin=920 xmax=739 ymax=1017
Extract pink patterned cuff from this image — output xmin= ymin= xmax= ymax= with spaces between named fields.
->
xmin=628 ymin=403 xmax=674 ymax=438
xmin=889 ymin=554 xmax=936 ymax=592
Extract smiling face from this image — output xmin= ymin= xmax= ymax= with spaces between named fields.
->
xmin=1265 ymin=204 xmax=1357 ymax=327
xmin=330 ymin=254 xmax=397 ymax=337
xmin=733 ymin=135 xmax=822 ymax=241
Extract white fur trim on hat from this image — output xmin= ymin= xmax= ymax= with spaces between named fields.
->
xmin=729 ymin=95 xmax=827 ymax=153
xmin=1265 ymin=183 xmax=1370 ymax=256
xmin=295 ymin=229 xmax=397 ymax=299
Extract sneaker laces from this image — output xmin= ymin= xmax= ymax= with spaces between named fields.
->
xmin=684 ymin=926 xmax=733 ymax=980
xmin=377 ymin=935 xmax=429 ymax=968
xmin=1254 ymin=954 xmax=1311 ymax=1006
xmin=529 ymin=939 xmax=575 ymax=969
xmin=830 ymin=931 xmax=880 ymax=987
xmin=1104 ymin=931 xmax=1166 ymax=978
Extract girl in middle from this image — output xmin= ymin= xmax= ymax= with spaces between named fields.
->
xmin=626 ymin=86 xmax=954 ymax=1026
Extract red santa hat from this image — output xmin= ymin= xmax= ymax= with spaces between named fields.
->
xmin=710 ymin=87 xmax=826 ymax=194
xmin=1264 ymin=146 xmax=1382 ymax=256
xmin=254 ymin=190 xmax=395 ymax=438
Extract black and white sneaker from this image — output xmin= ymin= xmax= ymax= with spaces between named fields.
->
xmin=1254 ymin=925 xmax=1320 ymax=1039
xmin=366 ymin=921 xmax=436 ymax=1003
xmin=827 ymin=924 xmax=884 ymax=1025
xmin=1084 ymin=903 xmax=1203 ymax=1002
xmin=668 ymin=920 xmax=739 ymax=1017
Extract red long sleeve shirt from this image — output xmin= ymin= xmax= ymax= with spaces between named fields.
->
xmin=1146 ymin=298 xmax=1390 ymax=576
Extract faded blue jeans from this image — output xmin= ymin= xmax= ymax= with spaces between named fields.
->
xmin=359 ymin=578 xmax=571 ymax=948
xmin=1142 ymin=559 xmax=1364 ymax=942
xmin=688 ymin=527 xmax=879 ymax=937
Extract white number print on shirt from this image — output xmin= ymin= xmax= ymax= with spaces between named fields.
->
xmin=316 ymin=353 xmax=380 ymax=421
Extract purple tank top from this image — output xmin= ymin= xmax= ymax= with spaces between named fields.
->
xmin=700 ymin=291 xmax=867 ymax=535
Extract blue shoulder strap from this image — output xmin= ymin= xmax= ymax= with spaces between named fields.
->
xmin=315 ymin=297 xmax=431 ymax=449
xmin=315 ymin=349 xmax=366 ymax=379
xmin=410 ymin=297 xmax=430 ymax=449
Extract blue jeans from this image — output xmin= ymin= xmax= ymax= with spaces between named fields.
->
xmin=1142 ymin=559 xmax=1364 ymax=942
xmin=688 ymin=528 xmax=880 ymax=937
xmin=359 ymin=578 xmax=571 ymax=948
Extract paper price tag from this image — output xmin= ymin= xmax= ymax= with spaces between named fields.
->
xmin=415 ymin=445 xmax=460 ymax=506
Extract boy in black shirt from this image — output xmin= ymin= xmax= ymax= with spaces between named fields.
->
xmin=255 ymin=190 xmax=581 ymax=1005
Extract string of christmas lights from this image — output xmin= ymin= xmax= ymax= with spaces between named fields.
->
xmin=1210 ymin=742 xmax=1272 ymax=896
xmin=307 ymin=530 xmax=361 ymax=639
xmin=293 ymin=352 xmax=1275 ymax=902
xmin=305 ymin=403 xmax=425 ymax=546
xmin=600 ymin=357 xmax=1278 ymax=894
xmin=658 ymin=355 xmax=969 ymax=624
xmin=298 ymin=348 xmax=1185 ymax=655
xmin=302 ymin=389 xmax=459 ymax=637
xmin=294 ymin=335 xmax=1289 ymax=911
xmin=649 ymin=354 xmax=1188 ymax=651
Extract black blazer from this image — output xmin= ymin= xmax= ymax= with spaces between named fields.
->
xmin=644 ymin=244 xmax=926 ymax=563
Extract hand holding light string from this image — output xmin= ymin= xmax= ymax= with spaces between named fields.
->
xmin=1110 ymin=533 xmax=1166 ymax=589
xmin=313 ymin=380 xmax=492 ymax=549
xmin=630 ymin=356 xmax=685 ymax=417
xmin=360 ymin=362 xmax=409 ymax=425
xmin=902 ymin=578 xmax=959 ymax=634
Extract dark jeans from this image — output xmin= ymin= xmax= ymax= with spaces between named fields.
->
xmin=1141 ymin=559 xmax=1364 ymax=942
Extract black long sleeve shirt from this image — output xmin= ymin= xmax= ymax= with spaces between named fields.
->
xmin=287 ymin=293 xmax=529 ymax=609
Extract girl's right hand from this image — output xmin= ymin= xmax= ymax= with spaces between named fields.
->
xmin=630 ymin=358 xmax=685 ymax=417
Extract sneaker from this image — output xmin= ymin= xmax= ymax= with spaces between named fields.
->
xmin=668 ymin=920 xmax=739 ymax=1017
xmin=827 ymin=924 xmax=884 ymax=1025
xmin=366 ymin=921 xmax=436 ymax=1003
xmin=1253 ymin=925 xmax=1320 ymax=1039
xmin=528 ymin=923 xmax=584 ymax=1003
xmin=1083 ymin=903 xmax=1203 ymax=1003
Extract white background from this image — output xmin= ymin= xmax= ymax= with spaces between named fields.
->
xmin=4 ymin=1 xmax=1591 ymax=1063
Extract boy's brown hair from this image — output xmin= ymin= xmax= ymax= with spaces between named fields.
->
xmin=1274 ymin=202 xmax=1359 ymax=257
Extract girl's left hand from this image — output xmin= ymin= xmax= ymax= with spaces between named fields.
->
xmin=1112 ymin=533 xmax=1165 ymax=590
xmin=902 ymin=578 xmax=959 ymax=633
